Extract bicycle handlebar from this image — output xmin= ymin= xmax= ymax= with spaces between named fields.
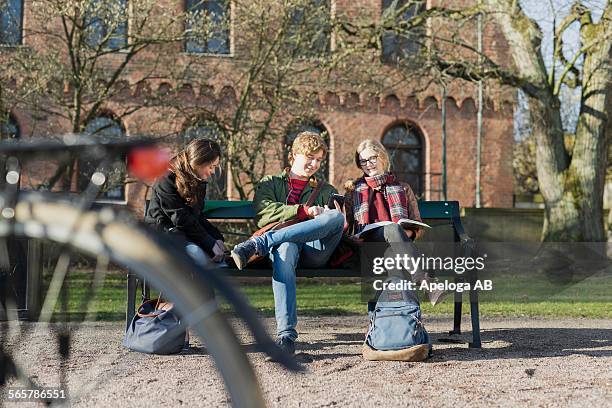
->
xmin=0 ymin=135 xmax=157 ymax=155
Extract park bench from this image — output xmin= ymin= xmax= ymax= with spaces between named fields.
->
xmin=126 ymin=200 xmax=482 ymax=348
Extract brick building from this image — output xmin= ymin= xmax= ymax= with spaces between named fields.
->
xmin=1 ymin=0 xmax=515 ymax=211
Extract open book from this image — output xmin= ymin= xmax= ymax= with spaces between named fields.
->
xmin=353 ymin=219 xmax=431 ymax=239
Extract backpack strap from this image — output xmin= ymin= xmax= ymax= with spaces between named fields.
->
xmin=305 ymin=179 xmax=324 ymax=207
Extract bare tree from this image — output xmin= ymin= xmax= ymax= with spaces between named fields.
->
xmin=5 ymin=0 xmax=184 ymax=192
xmin=164 ymin=0 xmax=336 ymax=200
xmin=335 ymin=0 xmax=611 ymax=241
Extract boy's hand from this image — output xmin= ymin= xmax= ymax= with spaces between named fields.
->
xmin=308 ymin=206 xmax=325 ymax=217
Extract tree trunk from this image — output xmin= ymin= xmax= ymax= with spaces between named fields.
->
xmin=568 ymin=6 xmax=612 ymax=242
xmin=486 ymin=0 xmax=611 ymax=241
xmin=529 ymin=97 xmax=582 ymax=241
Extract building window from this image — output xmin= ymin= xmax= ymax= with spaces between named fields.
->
xmin=382 ymin=123 xmax=423 ymax=197
xmin=285 ymin=122 xmax=330 ymax=182
xmin=183 ymin=120 xmax=227 ymax=199
xmin=79 ymin=116 xmax=126 ymax=200
xmin=185 ymin=0 xmax=230 ymax=55
xmin=85 ymin=0 xmax=128 ymax=51
xmin=381 ymin=0 xmax=424 ymax=64
xmin=286 ymin=0 xmax=331 ymax=58
xmin=0 ymin=0 xmax=23 ymax=45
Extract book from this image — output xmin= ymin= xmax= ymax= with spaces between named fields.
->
xmin=353 ymin=219 xmax=431 ymax=239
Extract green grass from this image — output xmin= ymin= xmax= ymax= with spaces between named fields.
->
xmin=46 ymin=269 xmax=612 ymax=321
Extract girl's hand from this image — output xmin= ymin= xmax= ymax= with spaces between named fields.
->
xmin=212 ymin=240 xmax=226 ymax=262
xmin=414 ymin=228 xmax=424 ymax=240
xmin=404 ymin=228 xmax=423 ymax=241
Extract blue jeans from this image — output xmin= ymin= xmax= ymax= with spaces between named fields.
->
xmin=185 ymin=242 xmax=215 ymax=269
xmin=362 ymin=224 xmax=424 ymax=302
xmin=252 ymin=210 xmax=345 ymax=340
xmin=185 ymin=242 xmax=216 ymax=300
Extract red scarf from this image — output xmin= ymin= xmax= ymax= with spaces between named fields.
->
xmin=352 ymin=173 xmax=408 ymax=233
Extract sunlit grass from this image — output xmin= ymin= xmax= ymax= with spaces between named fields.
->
xmin=47 ymin=269 xmax=612 ymax=321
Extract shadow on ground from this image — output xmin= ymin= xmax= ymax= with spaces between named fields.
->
xmin=183 ymin=327 xmax=612 ymax=362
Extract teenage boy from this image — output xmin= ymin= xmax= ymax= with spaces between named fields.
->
xmin=231 ymin=131 xmax=344 ymax=357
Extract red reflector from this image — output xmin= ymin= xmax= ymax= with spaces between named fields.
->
xmin=127 ymin=146 xmax=171 ymax=181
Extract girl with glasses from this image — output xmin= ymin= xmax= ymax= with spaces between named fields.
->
xmin=343 ymin=139 xmax=444 ymax=306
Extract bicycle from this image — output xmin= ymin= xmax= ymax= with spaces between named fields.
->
xmin=0 ymin=135 xmax=299 ymax=406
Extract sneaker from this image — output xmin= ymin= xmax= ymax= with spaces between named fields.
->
xmin=230 ymin=238 xmax=258 ymax=270
xmin=276 ymin=336 xmax=295 ymax=355
xmin=265 ymin=336 xmax=295 ymax=362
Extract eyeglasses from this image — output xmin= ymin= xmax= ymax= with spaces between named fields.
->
xmin=359 ymin=155 xmax=379 ymax=167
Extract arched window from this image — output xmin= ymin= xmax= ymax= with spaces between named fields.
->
xmin=382 ymin=123 xmax=424 ymax=197
xmin=285 ymin=122 xmax=329 ymax=182
xmin=183 ymin=120 xmax=227 ymax=200
xmin=0 ymin=0 xmax=23 ymax=45
xmin=80 ymin=116 xmax=126 ymax=200
xmin=381 ymin=0 xmax=425 ymax=64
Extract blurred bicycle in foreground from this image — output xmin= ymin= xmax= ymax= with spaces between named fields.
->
xmin=0 ymin=135 xmax=298 ymax=407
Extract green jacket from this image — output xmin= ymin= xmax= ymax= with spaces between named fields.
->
xmin=253 ymin=169 xmax=338 ymax=229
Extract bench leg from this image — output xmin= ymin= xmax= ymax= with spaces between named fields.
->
xmin=126 ymin=272 xmax=136 ymax=331
xmin=468 ymin=271 xmax=482 ymax=348
xmin=142 ymin=278 xmax=150 ymax=302
xmin=449 ymin=277 xmax=462 ymax=335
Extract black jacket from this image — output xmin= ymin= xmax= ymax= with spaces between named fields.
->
xmin=144 ymin=172 xmax=224 ymax=256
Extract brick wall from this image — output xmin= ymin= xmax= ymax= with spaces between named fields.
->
xmin=4 ymin=0 xmax=516 ymax=211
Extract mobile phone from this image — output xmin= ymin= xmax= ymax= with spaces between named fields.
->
xmin=327 ymin=193 xmax=345 ymax=209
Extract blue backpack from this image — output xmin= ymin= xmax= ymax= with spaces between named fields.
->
xmin=366 ymin=278 xmax=430 ymax=351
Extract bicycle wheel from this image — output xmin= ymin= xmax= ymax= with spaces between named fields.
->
xmin=0 ymin=191 xmax=267 ymax=407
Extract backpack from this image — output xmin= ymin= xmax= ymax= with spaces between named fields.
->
xmin=365 ymin=277 xmax=430 ymax=351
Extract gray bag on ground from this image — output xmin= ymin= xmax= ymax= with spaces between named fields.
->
xmin=123 ymin=299 xmax=186 ymax=355
xmin=366 ymin=277 xmax=430 ymax=351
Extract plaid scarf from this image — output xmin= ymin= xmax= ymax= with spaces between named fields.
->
xmin=352 ymin=173 xmax=408 ymax=233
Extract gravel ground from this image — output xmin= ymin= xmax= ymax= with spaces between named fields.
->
xmin=3 ymin=316 xmax=611 ymax=407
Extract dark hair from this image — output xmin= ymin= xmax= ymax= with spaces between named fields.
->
xmin=169 ymin=138 xmax=221 ymax=205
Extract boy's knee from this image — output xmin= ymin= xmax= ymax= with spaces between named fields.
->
xmin=323 ymin=209 xmax=344 ymax=230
